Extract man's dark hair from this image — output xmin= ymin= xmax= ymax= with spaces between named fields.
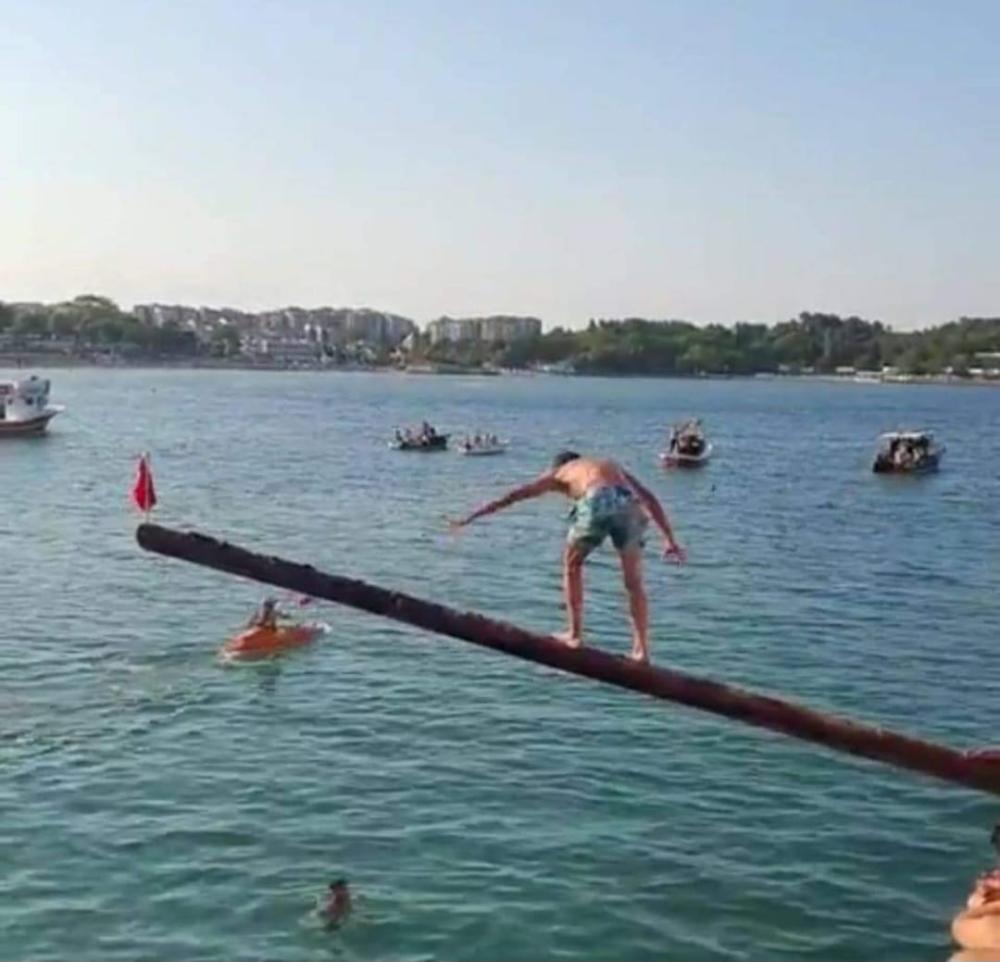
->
xmin=552 ymin=450 xmax=581 ymax=469
xmin=330 ymin=879 xmax=347 ymax=890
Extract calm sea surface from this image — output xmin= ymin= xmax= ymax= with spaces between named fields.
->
xmin=2 ymin=369 xmax=999 ymax=961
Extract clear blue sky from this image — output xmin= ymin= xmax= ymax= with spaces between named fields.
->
xmin=2 ymin=0 xmax=998 ymax=328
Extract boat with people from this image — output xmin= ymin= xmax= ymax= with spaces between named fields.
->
xmin=872 ymin=430 xmax=944 ymax=474
xmin=660 ymin=418 xmax=712 ymax=467
xmin=221 ymin=598 xmax=327 ymax=660
xmin=0 ymin=375 xmax=65 ymax=437
xmin=389 ymin=422 xmax=449 ymax=451
xmin=457 ymin=433 xmax=508 ymax=456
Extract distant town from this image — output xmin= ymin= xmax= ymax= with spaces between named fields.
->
xmin=0 ymin=297 xmax=543 ymax=372
xmin=1 ymin=296 xmax=999 ymax=382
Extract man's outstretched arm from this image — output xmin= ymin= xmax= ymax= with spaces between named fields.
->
xmin=450 ymin=473 xmax=559 ymax=528
xmin=623 ymin=471 xmax=685 ymax=561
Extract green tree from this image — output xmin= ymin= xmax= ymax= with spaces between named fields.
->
xmin=209 ymin=326 xmax=242 ymax=357
xmin=13 ymin=311 xmax=50 ymax=336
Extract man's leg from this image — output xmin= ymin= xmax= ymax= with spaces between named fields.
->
xmin=555 ymin=542 xmax=587 ymax=647
xmin=618 ymin=545 xmax=650 ymax=662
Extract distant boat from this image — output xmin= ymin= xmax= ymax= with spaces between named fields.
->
xmin=389 ymin=429 xmax=449 ymax=451
xmin=660 ymin=418 xmax=712 ymax=468
xmin=457 ymin=437 xmax=508 ymax=456
xmin=872 ymin=430 xmax=943 ymax=474
xmin=0 ymin=376 xmax=65 ymax=437
xmin=534 ymin=362 xmax=576 ymax=376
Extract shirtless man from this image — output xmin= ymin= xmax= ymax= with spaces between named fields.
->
xmin=449 ymin=451 xmax=685 ymax=662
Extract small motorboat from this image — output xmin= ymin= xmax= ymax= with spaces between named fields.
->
xmin=0 ymin=375 xmax=65 ymax=437
xmin=389 ymin=434 xmax=449 ymax=451
xmin=457 ymin=435 xmax=508 ymax=456
xmin=872 ymin=430 xmax=943 ymax=474
xmin=660 ymin=418 xmax=712 ymax=468
xmin=221 ymin=622 xmax=325 ymax=660
xmin=389 ymin=424 xmax=449 ymax=451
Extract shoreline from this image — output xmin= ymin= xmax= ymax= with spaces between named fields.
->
xmin=2 ymin=353 xmax=999 ymax=387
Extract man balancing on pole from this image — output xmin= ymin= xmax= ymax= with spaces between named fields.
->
xmin=449 ymin=452 xmax=685 ymax=663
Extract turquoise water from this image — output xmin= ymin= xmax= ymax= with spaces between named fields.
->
xmin=2 ymin=369 xmax=999 ymax=961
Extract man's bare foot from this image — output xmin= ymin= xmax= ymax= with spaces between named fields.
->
xmin=628 ymin=646 xmax=649 ymax=664
xmin=553 ymin=630 xmax=583 ymax=648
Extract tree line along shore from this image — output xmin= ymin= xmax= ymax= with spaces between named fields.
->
xmin=2 ymin=295 xmax=1000 ymax=381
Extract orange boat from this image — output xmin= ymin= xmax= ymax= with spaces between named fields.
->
xmin=221 ymin=623 xmax=323 ymax=659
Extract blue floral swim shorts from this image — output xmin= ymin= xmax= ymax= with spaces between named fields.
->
xmin=567 ymin=485 xmax=647 ymax=555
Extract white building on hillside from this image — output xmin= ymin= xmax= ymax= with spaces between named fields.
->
xmin=427 ymin=315 xmax=541 ymax=344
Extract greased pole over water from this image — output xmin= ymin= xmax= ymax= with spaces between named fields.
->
xmin=137 ymin=523 xmax=1000 ymax=799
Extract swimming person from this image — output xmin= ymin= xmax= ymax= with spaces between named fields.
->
xmin=449 ymin=451 xmax=685 ymax=663
xmin=321 ymin=879 xmax=352 ymax=929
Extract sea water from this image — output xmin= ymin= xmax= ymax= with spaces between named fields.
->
xmin=2 ymin=369 xmax=998 ymax=960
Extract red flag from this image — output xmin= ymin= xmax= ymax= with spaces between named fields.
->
xmin=132 ymin=454 xmax=157 ymax=513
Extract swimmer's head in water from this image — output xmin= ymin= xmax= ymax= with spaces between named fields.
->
xmin=991 ymin=823 xmax=1000 ymax=854
xmin=329 ymin=879 xmax=347 ymax=891
xmin=552 ymin=450 xmax=581 ymax=469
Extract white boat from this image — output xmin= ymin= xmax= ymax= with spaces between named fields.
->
xmin=660 ymin=442 xmax=713 ymax=468
xmin=0 ymin=376 xmax=65 ymax=437
xmin=457 ymin=437 xmax=508 ymax=456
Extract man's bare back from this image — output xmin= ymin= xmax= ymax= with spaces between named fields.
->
xmin=550 ymin=457 xmax=635 ymax=500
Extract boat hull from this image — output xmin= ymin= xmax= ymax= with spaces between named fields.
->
xmin=458 ymin=445 xmax=507 ymax=456
xmin=389 ymin=435 xmax=449 ymax=451
xmin=660 ymin=443 xmax=713 ymax=468
xmin=0 ymin=411 xmax=59 ymax=437
xmin=221 ymin=623 xmax=323 ymax=659
xmin=873 ymin=451 xmax=942 ymax=474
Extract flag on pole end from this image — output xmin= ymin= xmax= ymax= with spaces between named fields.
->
xmin=132 ymin=453 xmax=157 ymax=514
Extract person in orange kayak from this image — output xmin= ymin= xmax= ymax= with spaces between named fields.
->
xmin=248 ymin=597 xmax=280 ymax=630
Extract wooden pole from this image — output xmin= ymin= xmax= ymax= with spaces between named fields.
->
xmin=137 ymin=523 xmax=1000 ymax=798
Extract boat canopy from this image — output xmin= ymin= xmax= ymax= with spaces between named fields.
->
xmin=877 ymin=430 xmax=934 ymax=442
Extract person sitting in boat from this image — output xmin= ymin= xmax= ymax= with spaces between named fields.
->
xmin=679 ymin=434 xmax=702 ymax=456
xmin=248 ymin=597 xmax=280 ymax=630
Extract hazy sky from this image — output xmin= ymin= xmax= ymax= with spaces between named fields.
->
xmin=2 ymin=0 xmax=998 ymax=329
